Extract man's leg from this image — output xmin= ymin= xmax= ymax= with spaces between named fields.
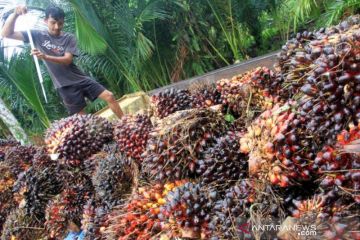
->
xmin=98 ymin=90 xmax=124 ymax=119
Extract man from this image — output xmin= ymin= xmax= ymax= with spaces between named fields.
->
xmin=1 ymin=5 xmax=124 ymax=118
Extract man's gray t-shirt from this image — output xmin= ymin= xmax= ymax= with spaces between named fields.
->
xmin=22 ymin=30 xmax=91 ymax=89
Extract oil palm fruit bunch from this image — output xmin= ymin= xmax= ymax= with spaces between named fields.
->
xmin=45 ymin=186 xmax=92 ymax=239
xmin=196 ymin=130 xmax=248 ymax=186
xmin=0 ymin=162 xmax=17 ymax=233
xmin=277 ymin=30 xmax=317 ymax=92
xmin=314 ymin=146 xmax=360 ymax=203
xmin=216 ymin=71 xmax=252 ymax=117
xmin=83 ymin=151 xmax=106 ymax=177
xmin=279 ymin=17 xmax=359 ymax=100
xmin=1 ymin=209 xmax=46 ymax=240
xmin=189 ymin=83 xmax=222 ymax=108
xmin=92 ymin=150 xmax=135 ymax=210
xmin=0 ymin=139 xmax=19 ymax=161
xmin=277 ymin=18 xmax=360 ymax=145
xmin=290 ymin=192 xmax=360 ymax=240
xmin=244 ymin=66 xmax=283 ymax=105
xmin=240 ymin=102 xmax=314 ymax=187
xmin=12 ymin=155 xmax=63 ymax=220
xmin=142 ymin=109 xmax=228 ymax=182
xmin=296 ymin=37 xmax=360 ymax=144
xmin=3 ymin=145 xmax=36 ymax=176
xmin=151 ymin=88 xmax=194 ymax=119
xmin=160 ymin=182 xmax=215 ymax=239
xmin=312 ymin=125 xmax=360 ymax=203
xmin=104 ymin=180 xmax=187 ymax=240
xmin=209 ymin=179 xmax=255 ymax=239
xmin=45 ymin=114 xmax=113 ymax=162
xmin=216 ymin=67 xmax=279 ymax=118
xmin=114 ymin=113 xmax=153 ymax=163
xmin=82 ymin=198 xmax=108 ymax=240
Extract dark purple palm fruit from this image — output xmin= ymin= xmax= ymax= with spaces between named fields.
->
xmin=196 ymin=130 xmax=248 ymax=186
xmin=0 ymin=162 xmax=17 ymax=233
xmin=92 ymin=150 xmax=134 ymax=210
xmin=151 ymin=88 xmax=194 ymax=119
xmin=0 ymin=139 xmax=19 ymax=161
xmin=290 ymin=191 xmax=360 ymax=240
xmin=114 ymin=113 xmax=153 ymax=164
xmin=216 ymin=67 xmax=280 ymax=119
xmin=3 ymin=145 xmax=36 ymax=176
xmin=12 ymin=149 xmax=63 ymax=221
xmin=141 ymin=109 xmax=228 ymax=183
xmin=310 ymin=124 xmax=360 ymax=203
xmin=45 ymin=114 xmax=113 ymax=163
xmin=82 ymin=198 xmax=109 ymax=240
xmin=190 ymin=83 xmax=222 ymax=108
xmin=277 ymin=16 xmax=360 ymax=101
xmin=160 ymin=182 xmax=215 ymax=239
xmin=209 ymin=179 xmax=255 ymax=239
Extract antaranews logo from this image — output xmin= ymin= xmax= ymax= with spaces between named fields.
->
xmin=237 ymin=219 xmax=318 ymax=238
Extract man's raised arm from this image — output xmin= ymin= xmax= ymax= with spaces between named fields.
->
xmin=1 ymin=6 xmax=27 ymax=41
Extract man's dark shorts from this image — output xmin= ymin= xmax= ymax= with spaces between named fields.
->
xmin=57 ymin=79 xmax=106 ymax=115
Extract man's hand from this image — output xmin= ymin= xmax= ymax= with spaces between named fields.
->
xmin=31 ymin=49 xmax=47 ymax=60
xmin=1 ymin=5 xmax=27 ymax=40
xmin=14 ymin=5 xmax=27 ymax=17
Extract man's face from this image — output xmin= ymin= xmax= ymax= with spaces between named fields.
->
xmin=45 ymin=16 xmax=64 ymax=36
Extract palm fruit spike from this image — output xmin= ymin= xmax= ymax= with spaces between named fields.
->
xmin=0 ymin=162 xmax=17 ymax=233
xmin=160 ymin=182 xmax=216 ymax=239
xmin=151 ymin=88 xmax=194 ymax=119
xmin=104 ymin=180 xmax=187 ymax=240
xmin=45 ymin=114 xmax=113 ymax=162
xmin=196 ymin=130 xmax=248 ymax=186
xmin=92 ymin=150 xmax=135 ymax=210
xmin=209 ymin=179 xmax=255 ymax=239
xmin=189 ymin=83 xmax=222 ymax=108
xmin=240 ymin=102 xmax=314 ymax=187
xmin=12 ymin=151 xmax=63 ymax=220
xmin=113 ymin=113 xmax=153 ymax=163
xmin=1 ymin=209 xmax=46 ymax=240
xmin=141 ymin=108 xmax=228 ymax=183
xmin=3 ymin=145 xmax=36 ymax=176
xmin=216 ymin=67 xmax=279 ymax=119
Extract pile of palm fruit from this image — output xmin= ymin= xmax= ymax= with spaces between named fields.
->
xmin=1 ymin=16 xmax=359 ymax=240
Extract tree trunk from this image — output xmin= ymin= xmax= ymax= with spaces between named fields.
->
xmin=0 ymin=97 xmax=30 ymax=145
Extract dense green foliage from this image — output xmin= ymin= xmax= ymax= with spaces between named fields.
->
xmin=0 ymin=0 xmax=359 ymax=139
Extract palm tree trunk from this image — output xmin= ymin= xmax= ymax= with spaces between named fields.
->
xmin=0 ymin=97 xmax=30 ymax=145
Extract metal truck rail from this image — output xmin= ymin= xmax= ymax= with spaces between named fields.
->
xmin=148 ymin=51 xmax=279 ymax=95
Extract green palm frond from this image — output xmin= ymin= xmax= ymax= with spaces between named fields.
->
xmin=322 ymin=0 xmax=360 ymax=26
xmin=0 ymin=50 xmax=50 ymax=128
xmin=136 ymin=32 xmax=155 ymax=62
xmin=67 ymin=0 xmax=107 ymax=55
xmin=136 ymin=0 xmax=169 ymax=24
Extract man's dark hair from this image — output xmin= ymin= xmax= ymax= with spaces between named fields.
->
xmin=45 ymin=6 xmax=65 ymax=20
